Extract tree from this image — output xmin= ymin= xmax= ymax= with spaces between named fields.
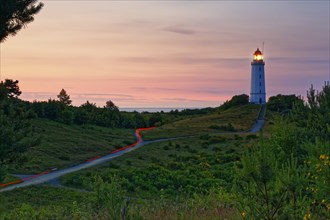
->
xmin=81 ymin=101 xmax=97 ymax=111
xmin=0 ymin=85 xmax=7 ymax=100
xmin=105 ymin=100 xmax=119 ymax=111
xmin=149 ymin=112 xmax=162 ymax=126
xmin=220 ymin=94 xmax=249 ymax=110
xmin=0 ymin=79 xmax=22 ymax=98
xmin=0 ymin=0 xmax=44 ymax=42
xmin=0 ymin=99 xmax=37 ymax=181
xmin=305 ymin=83 xmax=330 ymax=141
xmin=235 ymin=123 xmax=309 ymax=219
xmin=57 ymin=88 xmax=72 ymax=106
xmin=267 ymin=94 xmax=303 ymax=113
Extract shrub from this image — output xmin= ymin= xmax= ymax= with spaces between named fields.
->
xmin=245 ymin=134 xmax=257 ymax=140
xmin=208 ymin=125 xmax=220 ymax=129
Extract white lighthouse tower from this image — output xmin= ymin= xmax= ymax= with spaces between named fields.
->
xmin=250 ymin=48 xmax=266 ymax=104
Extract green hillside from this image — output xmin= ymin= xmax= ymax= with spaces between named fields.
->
xmin=142 ymin=105 xmax=260 ymax=140
xmin=1 ymin=84 xmax=329 ymax=220
xmin=11 ymin=119 xmax=135 ymax=174
xmin=0 ymin=104 xmax=261 ymax=220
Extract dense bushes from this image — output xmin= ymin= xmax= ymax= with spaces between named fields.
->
xmin=21 ymin=99 xmax=149 ymax=129
xmin=235 ymin=83 xmax=330 ymax=219
xmin=219 ymin=94 xmax=249 ymax=110
xmin=0 ymin=82 xmax=38 ymax=181
xmin=267 ymin=94 xmax=304 ymax=113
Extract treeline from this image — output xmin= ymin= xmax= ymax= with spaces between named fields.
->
xmin=0 ymin=80 xmax=164 ymax=129
xmin=26 ymin=100 xmax=152 ymax=128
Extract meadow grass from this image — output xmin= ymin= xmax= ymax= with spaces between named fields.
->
xmin=1 ymin=105 xmax=262 ymax=219
xmin=141 ymin=105 xmax=260 ymax=140
xmin=11 ymin=119 xmax=135 ymax=174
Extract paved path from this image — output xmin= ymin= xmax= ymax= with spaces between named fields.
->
xmin=249 ymin=104 xmax=266 ymax=134
xmin=0 ymin=132 xmax=179 ymax=192
xmin=0 ymin=105 xmax=266 ymax=192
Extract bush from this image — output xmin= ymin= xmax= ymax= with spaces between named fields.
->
xmin=245 ymin=134 xmax=257 ymax=140
xmin=59 ymin=155 xmax=70 ymax=161
xmin=220 ymin=94 xmax=249 ymax=110
xmin=208 ymin=125 xmax=220 ymax=129
xmin=267 ymin=94 xmax=303 ymax=113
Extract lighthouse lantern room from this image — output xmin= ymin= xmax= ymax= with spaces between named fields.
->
xmin=250 ymin=48 xmax=266 ymax=104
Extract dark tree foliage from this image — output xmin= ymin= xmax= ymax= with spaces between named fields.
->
xmin=304 ymin=83 xmax=330 ymax=141
xmin=57 ymin=88 xmax=72 ymax=106
xmin=0 ymin=86 xmax=37 ymax=181
xmin=44 ymin=99 xmax=64 ymax=120
xmin=169 ymin=107 xmax=214 ymax=116
xmin=267 ymin=94 xmax=304 ymax=113
xmin=0 ymin=85 xmax=7 ymax=100
xmin=105 ymin=100 xmax=119 ymax=111
xmin=0 ymin=79 xmax=22 ymax=98
xmin=220 ymin=94 xmax=249 ymax=110
xmin=149 ymin=112 xmax=162 ymax=126
xmin=236 ymin=83 xmax=330 ymax=219
xmin=80 ymin=101 xmax=97 ymax=112
xmin=0 ymin=0 xmax=43 ymax=42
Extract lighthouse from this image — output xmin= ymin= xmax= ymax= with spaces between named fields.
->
xmin=250 ymin=48 xmax=266 ymax=104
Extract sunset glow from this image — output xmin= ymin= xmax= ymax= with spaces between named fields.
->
xmin=1 ymin=1 xmax=329 ymax=108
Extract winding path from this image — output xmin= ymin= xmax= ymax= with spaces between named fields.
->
xmin=0 ymin=105 xmax=266 ymax=192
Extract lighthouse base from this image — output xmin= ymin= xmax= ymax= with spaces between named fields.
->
xmin=250 ymin=93 xmax=266 ymax=104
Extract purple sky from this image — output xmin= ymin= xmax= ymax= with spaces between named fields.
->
xmin=1 ymin=1 xmax=329 ymax=108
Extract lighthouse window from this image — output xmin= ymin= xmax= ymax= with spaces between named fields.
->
xmin=259 ymin=82 xmax=261 ymax=86
xmin=260 ymin=90 xmax=262 ymax=93
xmin=259 ymin=67 xmax=261 ymax=71
xmin=259 ymin=75 xmax=261 ymax=79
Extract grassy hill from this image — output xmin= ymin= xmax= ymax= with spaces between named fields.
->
xmin=9 ymin=104 xmax=260 ymax=174
xmin=1 ymin=85 xmax=328 ymax=219
xmin=1 ymin=104 xmax=262 ymax=219
xmin=142 ymin=104 xmax=260 ymax=140
xmin=11 ymin=119 xmax=136 ymax=174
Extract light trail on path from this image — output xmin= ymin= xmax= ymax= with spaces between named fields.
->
xmin=0 ymin=105 xmax=266 ymax=192
xmin=0 ymin=127 xmax=158 ymax=192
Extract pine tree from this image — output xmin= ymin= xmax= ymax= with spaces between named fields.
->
xmin=105 ymin=100 xmax=119 ymax=111
xmin=0 ymin=0 xmax=44 ymax=42
xmin=57 ymin=88 xmax=72 ymax=106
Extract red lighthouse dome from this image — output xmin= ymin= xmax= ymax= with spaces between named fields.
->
xmin=253 ymin=48 xmax=263 ymax=61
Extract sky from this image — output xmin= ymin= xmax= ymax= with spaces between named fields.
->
xmin=1 ymin=1 xmax=329 ymax=108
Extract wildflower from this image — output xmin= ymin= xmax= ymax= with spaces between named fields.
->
xmin=303 ymin=213 xmax=311 ymax=220
xmin=241 ymin=211 xmax=246 ymax=218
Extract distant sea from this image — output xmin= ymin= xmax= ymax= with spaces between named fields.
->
xmin=120 ymin=108 xmax=199 ymax=113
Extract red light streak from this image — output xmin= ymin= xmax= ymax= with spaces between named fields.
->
xmin=0 ymin=126 xmax=156 ymax=188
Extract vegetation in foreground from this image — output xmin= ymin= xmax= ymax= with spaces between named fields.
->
xmin=1 ymin=2 xmax=328 ymax=219
xmin=12 ymin=119 xmax=136 ymax=174
xmin=0 ymin=83 xmax=329 ymax=220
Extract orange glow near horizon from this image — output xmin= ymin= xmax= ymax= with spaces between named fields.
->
xmin=1 ymin=1 xmax=329 ymax=108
